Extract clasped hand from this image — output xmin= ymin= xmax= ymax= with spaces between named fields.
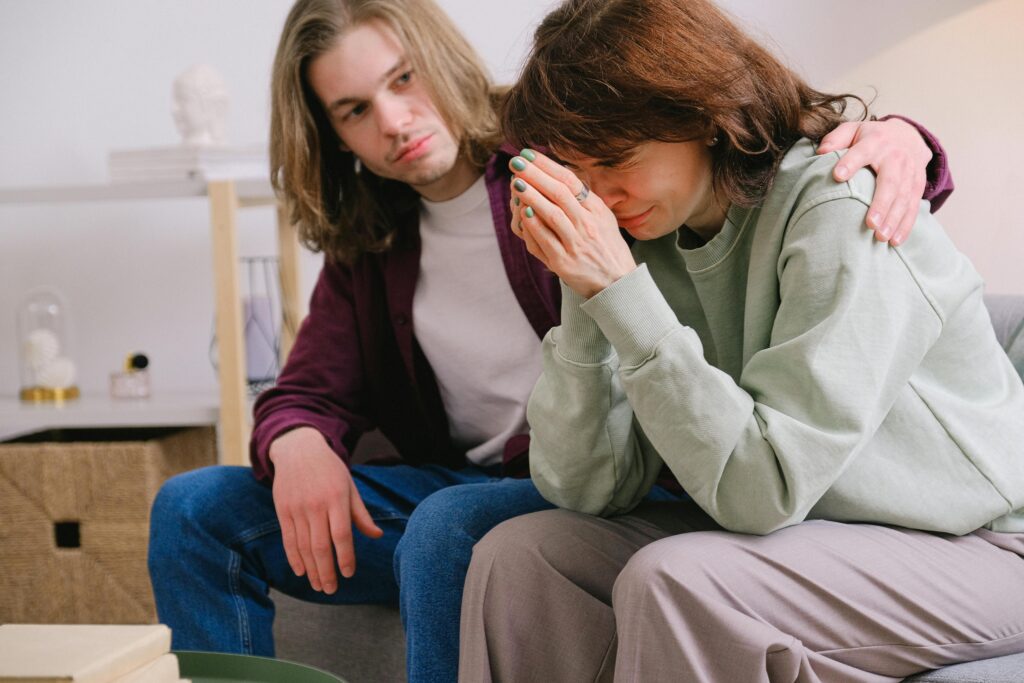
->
xmin=509 ymin=150 xmax=637 ymax=299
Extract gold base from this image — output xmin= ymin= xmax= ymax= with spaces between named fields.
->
xmin=19 ymin=385 xmax=81 ymax=403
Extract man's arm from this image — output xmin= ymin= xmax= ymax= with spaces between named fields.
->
xmin=250 ymin=260 xmax=375 ymax=480
xmin=251 ymin=260 xmax=383 ymax=593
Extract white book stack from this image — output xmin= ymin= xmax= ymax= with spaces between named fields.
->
xmin=108 ymin=144 xmax=269 ymax=183
xmin=0 ymin=624 xmax=188 ymax=683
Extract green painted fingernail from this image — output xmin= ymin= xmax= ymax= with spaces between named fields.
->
xmin=511 ymin=157 xmax=527 ymax=171
xmin=521 ymin=149 xmax=536 ymax=162
xmin=514 ymin=197 xmax=520 ymax=205
xmin=513 ymin=179 xmax=527 ymax=192
xmin=525 ymin=206 xmax=534 ymax=218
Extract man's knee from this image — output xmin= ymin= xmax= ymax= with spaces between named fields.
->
xmin=395 ymin=484 xmax=494 ymax=577
xmin=413 ymin=482 xmax=475 ymax=526
xmin=151 ymin=465 xmax=253 ymax=536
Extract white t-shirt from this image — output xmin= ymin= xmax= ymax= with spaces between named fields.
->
xmin=414 ymin=176 xmax=544 ymax=466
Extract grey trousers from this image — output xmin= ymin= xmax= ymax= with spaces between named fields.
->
xmin=458 ymin=500 xmax=1024 ymax=683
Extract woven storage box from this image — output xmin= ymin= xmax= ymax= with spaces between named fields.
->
xmin=0 ymin=426 xmax=216 ymax=624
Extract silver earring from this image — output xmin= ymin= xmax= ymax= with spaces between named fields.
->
xmin=354 ymin=157 xmax=363 ymax=174
xmin=708 ymin=136 xmax=719 ymax=147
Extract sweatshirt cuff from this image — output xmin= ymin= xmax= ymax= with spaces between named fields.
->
xmin=553 ymin=280 xmax=613 ymax=363
xmin=580 ymin=264 xmax=680 ymax=368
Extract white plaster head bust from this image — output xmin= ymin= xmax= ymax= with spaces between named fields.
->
xmin=172 ymin=64 xmax=229 ymax=147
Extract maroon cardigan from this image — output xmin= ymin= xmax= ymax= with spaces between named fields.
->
xmin=251 ymin=145 xmax=559 ymax=481
xmin=251 ymin=129 xmax=954 ymax=483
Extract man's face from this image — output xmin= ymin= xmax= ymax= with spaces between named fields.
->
xmin=308 ymin=20 xmax=464 ymax=200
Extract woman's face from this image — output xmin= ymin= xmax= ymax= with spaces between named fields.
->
xmin=559 ymin=140 xmax=726 ymax=240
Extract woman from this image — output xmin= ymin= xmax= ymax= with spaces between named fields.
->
xmin=458 ymin=0 xmax=1024 ymax=680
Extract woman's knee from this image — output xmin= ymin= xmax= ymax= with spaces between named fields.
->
xmin=471 ymin=508 xmax=621 ymax=590
xmin=473 ymin=509 xmax=565 ymax=561
xmin=613 ymin=531 xmax=738 ymax=607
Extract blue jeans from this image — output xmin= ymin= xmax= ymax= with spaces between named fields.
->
xmin=149 ymin=463 xmax=681 ymax=682
xmin=148 ymin=463 xmax=551 ymax=683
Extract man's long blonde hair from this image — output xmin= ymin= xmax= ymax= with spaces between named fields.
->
xmin=270 ymin=0 xmax=503 ymax=263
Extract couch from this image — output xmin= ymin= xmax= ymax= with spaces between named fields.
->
xmin=274 ymin=294 xmax=1024 ymax=682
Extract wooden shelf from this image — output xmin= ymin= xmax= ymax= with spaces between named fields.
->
xmin=1 ymin=177 xmax=302 ymax=465
xmin=0 ymin=393 xmax=219 ymax=442
xmin=0 ymin=178 xmax=276 ymax=208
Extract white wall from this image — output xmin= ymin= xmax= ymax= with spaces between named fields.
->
xmin=829 ymin=0 xmax=1024 ymax=297
xmin=0 ymin=0 xmax=1015 ymax=400
xmin=0 ymin=1 xmax=300 ymax=399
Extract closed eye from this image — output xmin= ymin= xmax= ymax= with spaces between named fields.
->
xmin=551 ymin=156 xmax=583 ymax=174
xmin=599 ymin=155 xmax=638 ymax=170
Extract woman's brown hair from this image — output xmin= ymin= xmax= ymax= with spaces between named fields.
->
xmin=270 ymin=0 xmax=503 ymax=263
xmin=503 ymin=0 xmax=866 ymax=208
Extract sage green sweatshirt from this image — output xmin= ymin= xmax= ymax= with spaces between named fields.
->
xmin=527 ymin=139 xmax=1024 ymax=535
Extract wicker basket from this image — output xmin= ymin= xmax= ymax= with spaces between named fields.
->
xmin=0 ymin=426 xmax=216 ymax=624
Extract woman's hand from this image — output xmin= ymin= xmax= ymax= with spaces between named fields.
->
xmin=508 ymin=150 xmax=636 ymax=298
xmin=818 ymin=118 xmax=932 ymax=246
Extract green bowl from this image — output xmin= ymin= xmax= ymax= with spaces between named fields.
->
xmin=174 ymin=650 xmax=347 ymax=683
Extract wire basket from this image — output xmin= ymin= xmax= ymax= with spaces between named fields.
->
xmin=209 ymin=256 xmax=294 ymax=396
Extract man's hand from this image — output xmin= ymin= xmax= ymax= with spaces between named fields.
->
xmin=818 ymin=118 xmax=932 ymax=246
xmin=269 ymin=427 xmax=383 ymax=594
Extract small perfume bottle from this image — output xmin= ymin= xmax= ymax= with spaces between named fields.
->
xmin=110 ymin=352 xmax=151 ymax=399
xmin=17 ymin=288 xmax=80 ymax=403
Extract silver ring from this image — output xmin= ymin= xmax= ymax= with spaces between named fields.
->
xmin=574 ymin=182 xmax=590 ymax=203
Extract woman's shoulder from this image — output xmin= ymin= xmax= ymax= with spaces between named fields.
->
xmin=770 ymin=138 xmax=876 ymax=219
xmin=764 ymin=140 xmax=980 ymax=322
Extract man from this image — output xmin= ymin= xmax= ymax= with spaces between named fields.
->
xmin=147 ymin=0 xmax=950 ymax=681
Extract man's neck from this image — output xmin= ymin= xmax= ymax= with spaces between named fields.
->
xmin=415 ymin=155 xmax=483 ymax=202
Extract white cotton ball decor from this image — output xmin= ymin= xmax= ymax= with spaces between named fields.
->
xmin=17 ymin=288 xmax=81 ymax=402
xmin=24 ymin=328 xmax=61 ymax=369
xmin=37 ymin=357 xmax=77 ymax=389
